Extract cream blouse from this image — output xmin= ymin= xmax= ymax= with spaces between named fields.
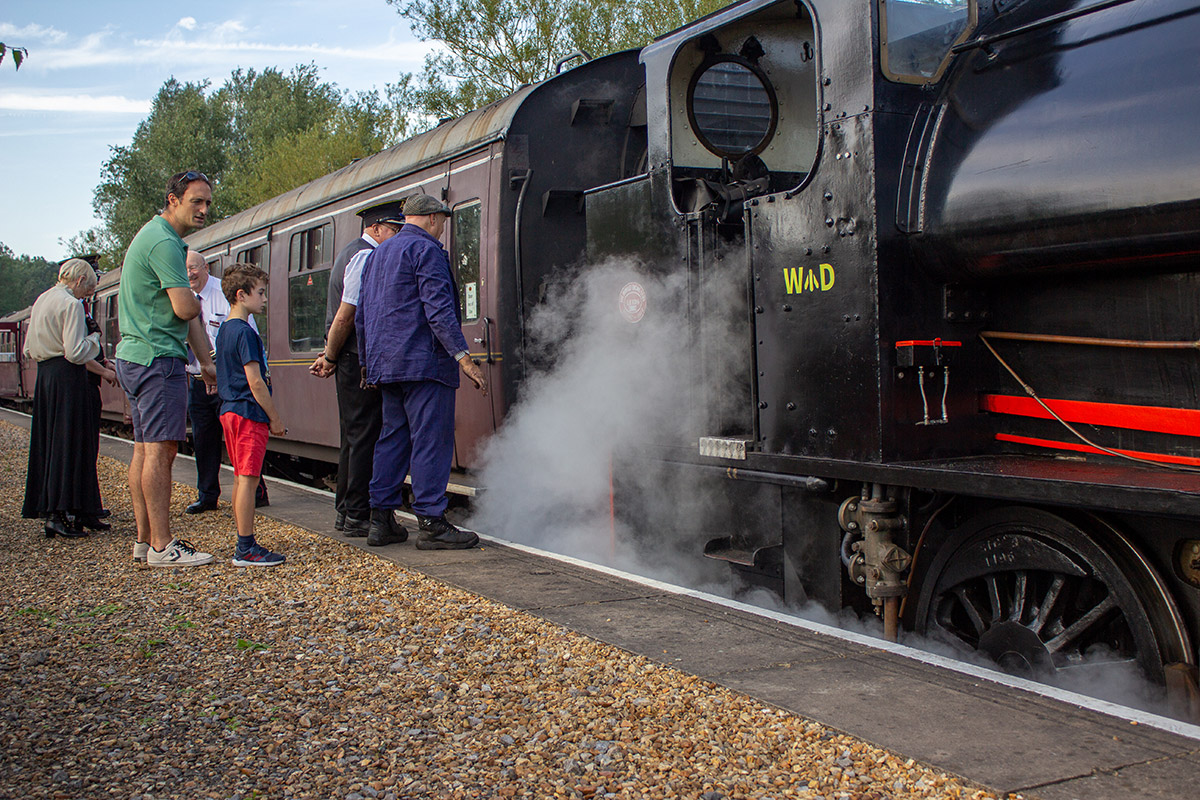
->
xmin=24 ymin=284 xmax=101 ymax=364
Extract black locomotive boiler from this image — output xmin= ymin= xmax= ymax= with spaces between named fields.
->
xmin=589 ymin=0 xmax=1200 ymax=713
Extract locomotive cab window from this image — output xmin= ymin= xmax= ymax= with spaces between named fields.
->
xmin=288 ymin=222 xmax=333 ymax=352
xmin=879 ymin=0 xmax=977 ymax=84
xmin=451 ymin=201 xmax=482 ymax=323
xmin=687 ymin=59 xmax=777 ymax=159
xmin=668 ymin=1 xmax=819 ymax=215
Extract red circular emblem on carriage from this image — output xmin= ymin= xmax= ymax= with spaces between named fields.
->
xmin=618 ymin=281 xmax=647 ymax=323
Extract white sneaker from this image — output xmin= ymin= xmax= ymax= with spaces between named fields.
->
xmin=147 ymin=538 xmax=215 ymax=567
xmin=132 ymin=541 xmax=149 ymax=563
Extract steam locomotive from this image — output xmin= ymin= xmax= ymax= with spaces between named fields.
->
xmin=4 ymin=0 xmax=1197 ymax=710
xmin=593 ymin=0 xmax=1200 ymax=714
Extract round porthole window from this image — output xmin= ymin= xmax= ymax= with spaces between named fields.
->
xmin=687 ymin=58 xmax=778 ymax=159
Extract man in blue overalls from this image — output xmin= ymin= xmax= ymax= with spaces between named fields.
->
xmin=355 ymin=194 xmax=487 ymax=549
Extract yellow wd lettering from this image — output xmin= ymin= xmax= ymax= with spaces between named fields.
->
xmin=783 ymin=263 xmax=837 ymax=294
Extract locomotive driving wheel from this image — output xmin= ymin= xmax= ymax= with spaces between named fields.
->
xmin=913 ymin=507 xmax=1191 ymax=687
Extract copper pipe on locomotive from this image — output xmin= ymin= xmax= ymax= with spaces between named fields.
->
xmin=838 ymin=484 xmax=911 ymax=641
xmin=979 ymin=331 xmax=1200 ymax=350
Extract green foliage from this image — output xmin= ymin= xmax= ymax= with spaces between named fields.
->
xmin=387 ymin=0 xmax=731 ymax=119
xmin=226 ymin=85 xmax=415 ymax=208
xmin=93 ymin=78 xmax=230 ymax=252
xmin=235 ymin=638 xmax=268 ymax=651
xmin=0 ymin=243 xmax=58 ymax=317
xmin=84 ymin=65 xmax=406 ymax=259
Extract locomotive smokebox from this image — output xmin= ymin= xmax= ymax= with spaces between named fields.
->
xmin=905 ymin=0 xmax=1200 ymax=282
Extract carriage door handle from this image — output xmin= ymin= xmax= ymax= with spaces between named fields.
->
xmin=472 ymin=317 xmax=494 ymax=364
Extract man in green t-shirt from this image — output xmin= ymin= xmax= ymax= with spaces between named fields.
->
xmin=114 ymin=171 xmax=219 ymax=568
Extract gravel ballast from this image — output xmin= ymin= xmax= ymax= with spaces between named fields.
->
xmin=0 ymin=421 xmax=1008 ymax=799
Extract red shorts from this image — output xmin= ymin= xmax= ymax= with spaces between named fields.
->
xmin=220 ymin=412 xmax=269 ymax=476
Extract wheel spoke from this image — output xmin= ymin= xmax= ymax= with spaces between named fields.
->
xmin=1011 ymin=571 xmax=1028 ymax=623
xmin=986 ymin=575 xmax=1003 ymax=622
xmin=1028 ymin=575 xmax=1065 ymax=635
xmin=1044 ymin=594 xmax=1118 ymax=655
xmin=953 ymin=587 xmax=987 ymax=637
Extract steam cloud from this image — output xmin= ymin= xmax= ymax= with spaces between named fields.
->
xmin=471 ymin=256 xmax=744 ymax=576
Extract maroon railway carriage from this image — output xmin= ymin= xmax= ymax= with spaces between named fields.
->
xmin=180 ymin=51 xmax=645 ymax=475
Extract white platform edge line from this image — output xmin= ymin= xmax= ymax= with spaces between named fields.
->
xmin=477 ymin=533 xmax=1200 ymax=742
xmin=84 ymin=419 xmax=1200 ymax=741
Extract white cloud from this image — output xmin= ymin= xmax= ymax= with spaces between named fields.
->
xmin=213 ymin=20 xmax=247 ymax=38
xmin=0 ymin=22 xmax=68 ymax=44
xmin=25 ymin=23 xmax=431 ymax=74
xmin=0 ymin=91 xmax=150 ymax=114
xmin=177 ymin=17 xmax=198 ymax=31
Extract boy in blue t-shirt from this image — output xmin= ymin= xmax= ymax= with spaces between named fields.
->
xmin=216 ymin=264 xmax=286 ymax=566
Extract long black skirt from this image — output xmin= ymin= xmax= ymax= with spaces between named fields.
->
xmin=22 ymin=357 xmax=103 ymax=518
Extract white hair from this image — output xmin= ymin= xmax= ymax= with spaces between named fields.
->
xmin=58 ymin=259 xmax=97 ymax=291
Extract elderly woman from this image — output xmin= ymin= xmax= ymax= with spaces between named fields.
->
xmin=22 ymin=258 xmax=104 ymax=538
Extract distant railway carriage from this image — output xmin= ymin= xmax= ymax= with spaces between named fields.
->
xmin=0 ymin=308 xmax=31 ymax=400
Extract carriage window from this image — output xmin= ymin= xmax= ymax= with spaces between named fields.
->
xmin=238 ymin=243 xmax=267 ymax=269
xmin=687 ymin=59 xmax=777 ymax=159
xmin=288 ymin=222 xmax=333 ymax=352
xmin=104 ymin=296 xmax=120 ymax=360
xmin=880 ymin=0 xmax=977 ymax=84
xmin=0 ymin=331 xmax=14 ymax=362
xmin=451 ymin=201 xmax=481 ymax=323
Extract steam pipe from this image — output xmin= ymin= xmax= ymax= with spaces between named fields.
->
xmin=883 ymin=598 xmax=900 ymax=642
xmin=980 ymin=330 xmax=1200 ymax=350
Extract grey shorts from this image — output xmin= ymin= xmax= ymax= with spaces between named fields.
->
xmin=115 ymin=357 xmax=188 ymax=443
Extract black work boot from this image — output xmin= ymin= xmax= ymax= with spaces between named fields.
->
xmin=416 ymin=515 xmax=479 ymax=550
xmin=334 ymin=511 xmax=346 ymax=531
xmin=342 ymin=514 xmax=370 ymax=538
xmin=367 ymin=508 xmax=408 ymax=546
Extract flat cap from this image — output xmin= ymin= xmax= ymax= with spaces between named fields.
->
xmin=403 ymin=193 xmax=452 ymax=217
xmin=357 ymin=201 xmax=405 ymax=228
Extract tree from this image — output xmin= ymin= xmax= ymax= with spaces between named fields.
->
xmin=233 ymin=87 xmax=416 ymax=204
xmin=92 ymin=79 xmax=231 ymax=253
xmin=215 ymin=65 xmax=345 ymax=212
xmin=85 ymin=65 xmax=408 ymax=258
xmin=0 ymin=243 xmax=57 ymax=316
xmin=387 ymin=0 xmax=731 ymax=119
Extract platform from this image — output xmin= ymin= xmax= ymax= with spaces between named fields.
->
xmin=8 ymin=406 xmax=1197 ymax=799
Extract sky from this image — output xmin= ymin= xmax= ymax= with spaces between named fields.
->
xmin=0 ymin=0 xmax=433 ymax=262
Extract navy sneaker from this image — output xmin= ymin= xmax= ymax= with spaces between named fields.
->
xmin=232 ymin=542 xmax=286 ymax=567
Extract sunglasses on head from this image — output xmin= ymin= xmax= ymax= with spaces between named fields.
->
xmin=183 ymin=171 xmax=209 ymax=183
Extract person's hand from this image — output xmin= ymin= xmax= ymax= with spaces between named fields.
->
xmin=309 ymin=354 xmax=335 ymax=378
xmin=200 ymin=363 xmax=218 ymax=395
xmin=269 ymin=416 xmax=286 ymax=436
xmin=459 ymin=356 xmax=487 ymax=396
xmin=359 ymin=366 xmax=377 ymax=391
xmin=102 ymin=368 xmax=118 ymax=388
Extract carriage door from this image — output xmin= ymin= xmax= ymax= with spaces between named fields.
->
xmin=446 ymin=153 xmax=498 ymax=468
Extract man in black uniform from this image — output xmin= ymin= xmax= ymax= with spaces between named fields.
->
xmin=309 ymin=201 xmax=404 ymax=535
